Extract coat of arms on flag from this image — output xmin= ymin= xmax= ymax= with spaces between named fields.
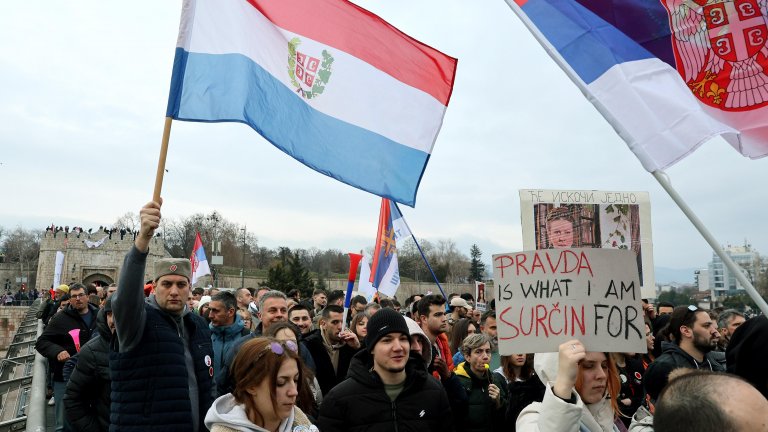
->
xmin=664 ymin=0 xmax=768 ymax=110
xmin=288 ymin=37 xmax=334 ymax=100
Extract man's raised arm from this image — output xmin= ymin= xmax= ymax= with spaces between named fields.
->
xmin=112 ymin=200 xmax=162 ymax=353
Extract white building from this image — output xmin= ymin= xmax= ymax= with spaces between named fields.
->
xmin=708 ymin=243 xmax=761 ymax=299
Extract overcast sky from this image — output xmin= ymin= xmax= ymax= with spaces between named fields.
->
xmin=1 ymin=1 xmax=766 ymax=281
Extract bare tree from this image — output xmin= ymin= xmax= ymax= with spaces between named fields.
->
xmin=1 ymin=227 xmax=41 ymax=288
xmin=113 ymin=212 xmax=141 ymax=232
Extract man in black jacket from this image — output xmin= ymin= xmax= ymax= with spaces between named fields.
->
xmin=318 ymin=308 xmax=454 ymax=432
xmin=35 ymin=283 xmax=99 ymax=432
xmin=111 ymin=200 xmax=213 ymax=432
xmin=644 ymin=305 xmax=725 ymax=400
xmin=64 ymin=296 xmax=115 ymax=431
xmin=303 ymin=304 xmax=360 ymax=396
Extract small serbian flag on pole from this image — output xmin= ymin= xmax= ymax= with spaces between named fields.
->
xmin=504 ymin=0 xmax=768 ymax=171
xmin=369 ymin=198 xmax=411 ymax=297
xmin=190 ymin=232 xmax=211 ymax=285
xmin=166 ymin=0 xmax=458 ymax=207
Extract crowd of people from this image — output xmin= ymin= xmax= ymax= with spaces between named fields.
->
xmin=33 ymin=200 xmax=768 ymax=431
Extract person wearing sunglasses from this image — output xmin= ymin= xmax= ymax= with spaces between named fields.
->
xmin=644 ymin=305 xmax=725 ymax=408
xmin=205 ymin=337 xmax=318 ymax=432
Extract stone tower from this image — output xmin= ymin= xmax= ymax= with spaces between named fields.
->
xmin=35 ymin=230 xmax=170 ymax=291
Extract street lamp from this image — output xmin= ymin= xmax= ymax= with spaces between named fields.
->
xmin=240 ymin=226 xmax=246 ymax=289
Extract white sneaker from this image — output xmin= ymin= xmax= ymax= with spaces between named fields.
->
xmin=47 ymin=397 xmax=55 ymax=406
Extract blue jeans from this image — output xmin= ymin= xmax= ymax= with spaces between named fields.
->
xmin=53 ymin=380 xmax=66 ymax=432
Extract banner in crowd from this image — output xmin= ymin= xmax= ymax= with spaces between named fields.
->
xmin=520 ymin=189 xmax=654 ymax=298
xmin=492 ymin=248 xmax=646 ymax=354
xmin=53 ymin=251 xmax=64 ymax=288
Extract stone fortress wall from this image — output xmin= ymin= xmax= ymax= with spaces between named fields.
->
xmin=35 ymin=230 xmax=170 ymax=291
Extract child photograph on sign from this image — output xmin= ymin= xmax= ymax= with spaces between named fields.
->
xmin=520 ymin=190 xmax=654 ymax=298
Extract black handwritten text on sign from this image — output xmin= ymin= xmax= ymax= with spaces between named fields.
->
xmin=492 ymin=248 xmax=645 ymax=354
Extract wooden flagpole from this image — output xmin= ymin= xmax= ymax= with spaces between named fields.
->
xmin=653 ymin=170 xmax=768 ymax=316
xmin=153 ymin=117 xmax=174 ymax=202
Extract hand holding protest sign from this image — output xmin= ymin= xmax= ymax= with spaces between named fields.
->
xmin=492 ymin=248 xmax=645 ymax=354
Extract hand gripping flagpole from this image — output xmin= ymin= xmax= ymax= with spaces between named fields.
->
xmin=342 ymin=253 xmax=364 ymax=329
xmin=653 ymin=171 xmax=768 ymax=316
xmin=153 ymin=117 xmax=174 ymax=202
xmin=393 ymin=203 xmax=448 ymax=301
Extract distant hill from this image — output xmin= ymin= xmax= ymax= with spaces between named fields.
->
xmin=654 ymin=267 xmax=697 ymax=284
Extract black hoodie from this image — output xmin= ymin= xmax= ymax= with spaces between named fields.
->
xmin=317 ymin=349 xmax=455 ymax=432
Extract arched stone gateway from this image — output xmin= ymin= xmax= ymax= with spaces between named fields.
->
xmin=82 ymin=273 xmax=114 ymax=288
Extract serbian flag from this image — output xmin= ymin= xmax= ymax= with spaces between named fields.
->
xmin=369 ymin=198 xmax=411 ymax=297
xmin=166 ymin=0 xmax=457 ymax=207
xmin=190 ymin=232 xmax=211 ymax=285
xmin=505 ymin=0 xmax=768 ymax=171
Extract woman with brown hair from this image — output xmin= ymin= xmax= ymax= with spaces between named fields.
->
xmin=349 ymin=312 xmax=368 ymax=348
xmin=494 ymin=354 xmax=545 ymax=430
xmin=449 ymin=318 xmax=478 ymax=365
xmin=517 ymin=340 xmax=625 ymax=432
xmin=205 ymin=337 xmax=318 ymax=432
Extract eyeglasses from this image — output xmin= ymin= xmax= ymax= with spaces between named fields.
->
xmin=71 ymin=293 xmax=87 ymax=299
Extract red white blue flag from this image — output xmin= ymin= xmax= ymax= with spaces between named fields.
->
xmin=369 ymin=199 xmax=411 ymax=296
xmin=507 ymin=0 xmax=768 ymax=171
xmin=166 ymin=0 xmax=457 ymax=206
xmin=190 ymin=232 xmax=211 ymax=285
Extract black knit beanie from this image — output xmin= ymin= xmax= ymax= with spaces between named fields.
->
xmin=366 ymin=308 xmax=410 ymax=352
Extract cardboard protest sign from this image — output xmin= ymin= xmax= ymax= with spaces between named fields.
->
xmin=493 ymin=248 xmax=646 ymax=354
xmin=519 ymin=189 xmax=654 ymax=299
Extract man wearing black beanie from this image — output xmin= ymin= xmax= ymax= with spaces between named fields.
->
xmin=318 ymin=308 xmax=455 ymax=431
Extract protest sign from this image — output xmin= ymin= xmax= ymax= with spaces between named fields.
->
xmin=492 ymin=248 xmax=646 ymax=354
xmin=475 ymin=281 xmax=487 ymax=312
xmin=519 ymin=189 xmax=654 ymax=299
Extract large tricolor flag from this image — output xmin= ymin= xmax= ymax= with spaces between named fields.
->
xmin=506 ymin=0 xmax=768 ymax=171
xmin=166 ymin=0 xmax=457 ymax=207
xmin=369 ymin=198 xmax=411 ymax=297
xmin=190 ymin=232 xmax=211 ymax=285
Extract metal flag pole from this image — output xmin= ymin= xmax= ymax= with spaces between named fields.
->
xmin=653 ymin=170 xmax=768 ymax=316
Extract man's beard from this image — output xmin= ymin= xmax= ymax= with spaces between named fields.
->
xmin=693 ymin=333 xmax=714 ymax=353
xmin=489 ymin=336 xmax=499 ymax=352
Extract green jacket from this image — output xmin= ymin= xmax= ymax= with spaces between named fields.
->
xmin=455 ymin=362 xmax=508 ymax=432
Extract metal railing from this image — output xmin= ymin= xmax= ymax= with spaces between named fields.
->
xmin=0 ymin=300 xmax=43 ymax=432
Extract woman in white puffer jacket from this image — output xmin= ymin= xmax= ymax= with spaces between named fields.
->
xmin=516 ymin=339 xmax=627 ymax=432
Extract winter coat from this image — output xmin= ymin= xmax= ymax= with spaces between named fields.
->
xmin=303 ymin=329 xmax=357 ymax=396
xmin=210 ymin=316 xmax=247 ymax=383
xmin=317 ymin=349 xmax=454 ymax=432
xmin=615 ymin=356 xmax=644 ymax=426
xmin=64 ymin=307 xmax=112 ymax=432
xmin=493 ymin=367 xmax=546 ymax=430
xmin=454 ymin=362 xmax=508 ymax=432
xmin=35 ymin=303 xmax=99 ymax=381
xmin=516 ymin=352 xmax=622 ymax=432
xmin=643 ymin=341 xmax=725 ymax=402
xmin=205 ymin=393 xmax=318 ymax=432
xmin=627 ymin=406 xmax=653 ymax=432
